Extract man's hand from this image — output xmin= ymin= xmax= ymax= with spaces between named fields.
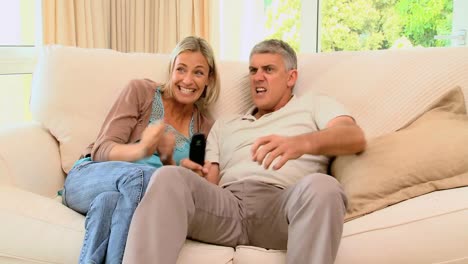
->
xmin=251 ymin=134 xmax=305 ymax=170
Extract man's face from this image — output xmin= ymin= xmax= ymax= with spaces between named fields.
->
xmin=249 ymin=53 xmax=296 ymax=116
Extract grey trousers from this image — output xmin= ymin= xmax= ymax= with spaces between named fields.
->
xmin=123 ymin=166 xmax=347 ymax=264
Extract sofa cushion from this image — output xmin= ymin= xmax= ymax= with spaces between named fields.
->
xmin=0 ymin=186 xmax=84 ymax=264
xmin=332 ymin=87 xmax=468 ymax=221
xmin=31 ymin=46 xmax=171 ymax=173
xmin=31 ymin=46 xmax=251 ymax=173
xmin=177 ymin=240 xmax=234 ymax=264
xmin=0 ymin=186 xmax=235 ymax=264
xmin=0 ymin=122 xmax=65 ymax=197
xmin=232 ymin=187 xmax=468 ymax=264
xmin=209 ymin=61 xmax=252 ymax=120
xmin=297 ymin=47 xmax=468 ymax=139
xmin=234 ymin=246 xmax=285 ymax=264
xmin=336 ymin=186 xmax=468 ymax=264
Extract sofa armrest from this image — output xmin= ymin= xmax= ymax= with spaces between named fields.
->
xmin=0 ymin=122 xmax=65 ymax=198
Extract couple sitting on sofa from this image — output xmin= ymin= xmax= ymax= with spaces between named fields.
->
xmin=62 ymin=36 xmax=366 ymax=264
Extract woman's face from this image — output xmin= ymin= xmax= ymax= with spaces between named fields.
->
xmin=171 ymin=51 xmax=210 ymax=105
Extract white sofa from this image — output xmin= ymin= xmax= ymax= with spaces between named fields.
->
xmin=1 ymin=45 xmax=468 ymax=264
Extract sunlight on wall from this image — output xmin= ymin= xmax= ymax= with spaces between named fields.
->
xmin=215 ymin=0 xmax=319 ymax=59
xmin=218 ymin=0 xmax=266 ymax=61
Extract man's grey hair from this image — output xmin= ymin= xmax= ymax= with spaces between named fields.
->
xmin=249 ymin=39 xmax=297 ymax=71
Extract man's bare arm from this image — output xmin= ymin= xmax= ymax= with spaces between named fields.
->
xmin=251 ymin=116 xmax=366 ymax=170
xmin=303 ymin=115 xmax=366 ymax=156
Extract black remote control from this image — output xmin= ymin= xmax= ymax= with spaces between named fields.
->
xmin=189 ymin=133 xmax=206 ymax=166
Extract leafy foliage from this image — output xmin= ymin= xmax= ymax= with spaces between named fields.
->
xmin=264 ymin=0 xmax=453 ymax=52
xmin=265 ymin=0 xmax=302 ymax=51
xmin=396 ymin=0 xmax=453 ymax=47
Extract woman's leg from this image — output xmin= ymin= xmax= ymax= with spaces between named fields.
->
xmin=81 ymin=192 xmax=119 ymax=264
xmin=63 ymin=161 xmax=156 ymax=264
xmin=105 ymin=165 xmax=155 ymax=264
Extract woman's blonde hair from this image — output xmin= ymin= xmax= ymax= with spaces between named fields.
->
xmin=160 ymin=36 xmax=220 ymax=112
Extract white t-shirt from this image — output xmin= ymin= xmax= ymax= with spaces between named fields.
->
xmin=205 ymin=93 xmax=350 ymax=188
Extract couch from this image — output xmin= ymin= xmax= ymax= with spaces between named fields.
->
xmin=1 ymin=45 xmax=468 ymax=264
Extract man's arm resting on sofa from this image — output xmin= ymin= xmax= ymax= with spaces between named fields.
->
xmin=0 ymin=122 xmax=65 ymax=198
xmin=251 ymin=116 xmax=366 ymax=170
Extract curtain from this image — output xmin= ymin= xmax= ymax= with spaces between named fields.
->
xmin=42 ymin=0 xmax=210 ymax=53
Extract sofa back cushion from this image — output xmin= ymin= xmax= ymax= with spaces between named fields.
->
xmin=31 ymin=45 xmax=468 ymax=174
xmin=31 ymin=45 xmax=250 ymax=173
xmin=296 ymin=47 xmax=468 ymax=139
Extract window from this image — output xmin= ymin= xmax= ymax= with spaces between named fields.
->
xmin=0 ymin=0 xmax=41 ymax=126
xmin=319 ymin=0 xmax=454 ymax=51
xmin=216 ymin=0 xmax=467 ymax=59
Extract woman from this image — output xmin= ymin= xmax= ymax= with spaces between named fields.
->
xmin=62 ymin=36 xmax=220 ymax=264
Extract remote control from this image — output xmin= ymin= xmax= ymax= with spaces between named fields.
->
xmin=189 ymin=133 xmax=206 ymax=166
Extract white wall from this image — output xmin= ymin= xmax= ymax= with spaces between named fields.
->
xmin=214 ymin=0 xmax=266 ymax=61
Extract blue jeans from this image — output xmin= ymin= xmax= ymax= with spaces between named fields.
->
xmin=62 ymin=161 xmax=156 ymax=264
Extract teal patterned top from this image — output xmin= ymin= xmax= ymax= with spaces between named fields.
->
xmin=135 ymin=87 xmax=194 ymax=167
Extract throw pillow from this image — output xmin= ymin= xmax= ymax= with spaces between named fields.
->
xmin=332 ymin=86 xmax=468 ymax=221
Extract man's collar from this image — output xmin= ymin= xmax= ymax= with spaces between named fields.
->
xmin=242 ymin=94 xmax=296 ymax=121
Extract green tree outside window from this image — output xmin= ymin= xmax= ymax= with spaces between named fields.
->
xmin=264 ymin=0 xmax=453 ymax=52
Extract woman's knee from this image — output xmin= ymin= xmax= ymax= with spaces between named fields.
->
xmin=117 ymin=165 xmax=154 ymax=193
xmin=85 ymin=192 xmax=120 ymax=229
xmin=89 ymin=192 xmax=120 ymax=211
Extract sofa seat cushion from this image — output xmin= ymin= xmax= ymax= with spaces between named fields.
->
xmin=0 ymin=186 xmax=235 ymax=264
xmin=337 ymin=186 xmax=468 ymax=264
xmin=231 ymin=187 xmax=468 ymax=264
xmin=177 ymin=240 xmax=234 ymax=264
xmin=234 ymin=246 xmax=286 ymax=264
xmin=0 ymin=186 xmax=84 ymax=264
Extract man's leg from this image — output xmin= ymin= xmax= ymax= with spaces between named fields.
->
xmin=123 ymin=166 xmax=247 ymax=264
xmin=245 ymin=173 xmax=347 ymax=264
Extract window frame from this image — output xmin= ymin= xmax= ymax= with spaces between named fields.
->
xmin=0 ymin=0 xmax=42 ymax=76
xmin=300 ymin=0 xmax=320 ymax=53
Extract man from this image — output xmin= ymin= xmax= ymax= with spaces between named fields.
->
xmin=123 ymin=39 xmax=366 ymax=264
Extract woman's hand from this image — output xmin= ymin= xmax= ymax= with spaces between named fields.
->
xmin=157 ymin=132 xmax=176 ymax=165
xmin=139 ymin=122 xmax=166 ymax=158
xmin=180 ymin=159 xmax=219 ymax=184
xmin=107 ymin=122 xmax=166 ymax=161
xmin=180 ymin=158 xmax=209 ymax=177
